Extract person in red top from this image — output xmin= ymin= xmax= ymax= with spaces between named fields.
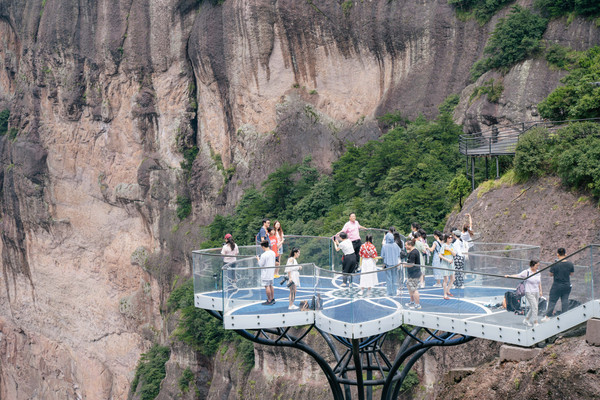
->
xmin=358 ymin=235 xmax=379 ymax=296
xmin=267 ymin=227 xmax=281 ymax=270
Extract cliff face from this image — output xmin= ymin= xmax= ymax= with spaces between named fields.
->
xmin=0 ymin=0 xmax=599 ymax=398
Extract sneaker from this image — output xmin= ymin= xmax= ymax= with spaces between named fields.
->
xmin=523 ymin=319 xmax=532 ymax=327
xmin=288 ymin=305 xmax=299 ymax=310
xmin=358 ymin=290 xmax=364 ymax=296
xmin=341 ymin=283 xmax=347 ymax=287
xmin=541 ymin=316 xmax=550 ymax=322
xmin=268 ymin=299 xmax=276 ymax=305
xmin=405 ymin=302 xmax=414 ymax=308
xmin=419 ymin=283 xmax=425 ymax=288
xmin=414 ymin=304 xmax=421 ymax=309
xmin=533 ymin=322 xmax=539 ymax=327
xmin=262 ymin=301 xmax=271 ymax=305
xmin=433 ymin=283 xmax=441 ymax=288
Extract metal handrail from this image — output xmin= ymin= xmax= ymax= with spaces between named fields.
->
xmin=459 ymin=117 xmax=600 ymax=156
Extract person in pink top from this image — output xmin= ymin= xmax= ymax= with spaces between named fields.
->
xmin=336 ymin=213 xmax=366 ymax=260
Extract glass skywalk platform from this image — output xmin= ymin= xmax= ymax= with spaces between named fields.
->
xmin=193 ymin=234 xmax=600 ymax=347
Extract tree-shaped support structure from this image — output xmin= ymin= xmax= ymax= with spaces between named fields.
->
xmin=206 ymin=310 xmax=473 ymax=400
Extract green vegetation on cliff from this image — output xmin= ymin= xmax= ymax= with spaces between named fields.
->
xmin=514 ymin=122 xmax=600 ymax=200
xmin=470 ymin=6 xmax=547 ymax=81
xmin=130 ymin=345 xmax=170 ymax=400
xmin=534 ymin=0 xmax=600 ymax=18
xmin=539 ymin=46 xmax=600 ymax=120
xmin=448 ymin=0 xmax=515 ymax=23
xmin=203 ymin=102 xmax=466 ymax=247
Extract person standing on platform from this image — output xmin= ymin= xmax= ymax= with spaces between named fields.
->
xmin=451 ymin=229 xmax=468 ymax=288
xmin=404 ymin=240 xmax=422 ymax=309
xmin=285 ymin=247 xmax=302 ymax=310
xmin=440 ymin=233 xmax=455 ymax=299
xmin=381 ymin=229 xmax=401 ymax=296
xmin=461 ymin=213 xmax=474 ymax=249
xmin=358 ymin=235 xmax=379 ymax=296
xmin=256 ymin=218 xmax=270 ymax=254
xmin=267 ymin=227 xmax=280 ymax=277
xmin=334 ymin=232 xmax=357 ymax=287
xmin=505 ymin=260 xmax=543 ymax=326
xmin=221 ymin=233 xmax=239 ymax=289
xmin=257 ymin=240 xmax=277 ymax=305
xmin=542 ymin=248 xmax=574 ymax=322
xmin=413 ymin=232 xmax=427 ymax=288
xmin=429 ymin=230 xmax=443 ymax=288
xmin=336 ymin=213 xmax=366 ymax=261
xmin=274 ymin=221 xmax=285 ymax=277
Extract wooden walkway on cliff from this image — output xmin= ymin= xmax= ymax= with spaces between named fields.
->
xmin=459 ymin=118 xmax=600 ymax=189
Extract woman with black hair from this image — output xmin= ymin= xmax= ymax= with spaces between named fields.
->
xmin=334 ymin=232 xmax=357 ymax=287
xmin=285 ymin=247 xmax=302 ymax=310
xmin=358 ymin=235 xmax=379 ymax=296
xmin=221 ymin=234 xmax=239 ymax=289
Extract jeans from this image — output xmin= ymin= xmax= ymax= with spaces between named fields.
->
xmin=385 ymin=265 xmax=398 ymax=296
xmin=525 ymin=292 xmax=540 ymax=322
xmin=342 ymin=253 xmax=357 ymax=285
xmin=545 ymin=283 xmax=571 ymax=317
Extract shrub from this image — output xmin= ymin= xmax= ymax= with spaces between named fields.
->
xmin=130 ymin=345 xmax=170 ymax=400
xmin=539 ymin=46 xmax=600 ymax=120
xmin=0 ymin=109 xmax=9 ymax=135
xmin=447 ymin=0 xmax=515 ymax=23
xmin=535 ymin=0 xmax=600 ymax=18
xmin=544 ymin=43 xmax=579 ymax=70
xmin=470 ymin=6 xmax=547 ymax=80
xmin=513 ymin=127 xmax=550 ymax=179
xmin=178 ymin=368 xmax=194 ymax=393
xmin=556 ymin=136 xmax=600 ymax=198
xmin=469 ymin=79 xmax=504 ymax=103
xmin=176 ymin=196 xmax=192 ymax=220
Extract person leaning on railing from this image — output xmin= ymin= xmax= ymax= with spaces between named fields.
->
xmin=505 ymin=260 xmax=542 ymax=327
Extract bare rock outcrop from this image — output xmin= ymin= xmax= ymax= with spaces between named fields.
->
xmin=0 ymin=0 xmax=599 ymax=398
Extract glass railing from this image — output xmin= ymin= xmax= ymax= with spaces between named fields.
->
xmin=193 ymin=237 xmax=599 ymax=337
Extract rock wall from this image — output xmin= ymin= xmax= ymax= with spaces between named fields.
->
xmin=0 ymin=0 xmax=599 ymax=398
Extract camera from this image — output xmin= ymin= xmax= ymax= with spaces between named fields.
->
xmin=279 ymin=276 xmax=294 ymax=287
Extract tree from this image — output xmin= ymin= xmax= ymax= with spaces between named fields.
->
xmin=447 ymin=174 xmax=472 ymax=209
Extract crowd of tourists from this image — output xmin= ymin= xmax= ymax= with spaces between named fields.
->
xmin=220 ymin=214 xmax=575 ymax=321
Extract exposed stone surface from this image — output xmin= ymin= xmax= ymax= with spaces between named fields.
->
xmin=0 ymin=0 xmax=599 ymax=399
xmin=499 ymin=345 xmax=542 ymax=362
xmin=586 ymin=318 xmax=600 ymax=346
xmin=437 ymin=335 xmax=600 ymax=399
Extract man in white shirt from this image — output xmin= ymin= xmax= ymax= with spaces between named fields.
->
xmin=256 ymin=240 xmax=277 ymax=305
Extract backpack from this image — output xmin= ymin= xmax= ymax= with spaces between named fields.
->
xmin=504 ymin=291 xmax=522 ymax=312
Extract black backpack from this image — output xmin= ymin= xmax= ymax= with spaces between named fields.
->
xmin=504 ymin=291 xmax=522 ymax=312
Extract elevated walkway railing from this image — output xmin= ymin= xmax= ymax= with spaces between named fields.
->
xmin=459 ymin=117 xmax=600 ymax=157
xmin=192 ymin=235 xmax=600 ymax=346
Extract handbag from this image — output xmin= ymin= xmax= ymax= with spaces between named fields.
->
xmin=515 ymin=271 xmax=529 ymax=297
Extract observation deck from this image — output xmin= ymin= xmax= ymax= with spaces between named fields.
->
xmin=193 ymin=233 xmax=600 ymax=347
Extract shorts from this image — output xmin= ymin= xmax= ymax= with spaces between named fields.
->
xmin=262 ymin=279 xmax=274 ymax=287
xmin=407 ymin=278 xmax=420 ymax=291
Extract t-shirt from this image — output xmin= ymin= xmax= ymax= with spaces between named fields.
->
xmin=414 ymin=240 xmax=426 ymax=265
xmin=285 ymin=257 xmax=301 ymax=287
xmin=221 ymin=243 xmax=239 ymax=263
xmin=259 ymin=249 xmax=276 ymax=282
xmin=341 ymin=221 xmax=361 ymax=241
xmin=269 ymin=235 xmax=279 ymax=256
xmin=517 ymin=268 xmax=541 ymax=293
xmin=406 ymin=248 xmax=422 ymax=278
xmin=339 ymin=239 xmax=355 ymax=255
xmin=550 ymin=260 xmax=574 ymax=284
xmin=256 ymin=227 xmax=270 ymax=245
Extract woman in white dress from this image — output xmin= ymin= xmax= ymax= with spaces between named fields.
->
xmin=285 ymin=247 xmax=302 ymax=310
xmin=358 ymin=235 xmax=379 ymax=296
